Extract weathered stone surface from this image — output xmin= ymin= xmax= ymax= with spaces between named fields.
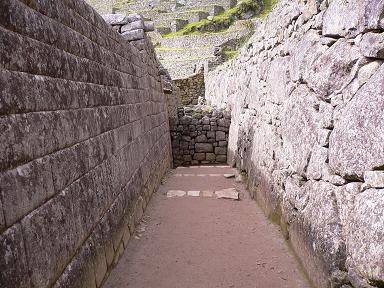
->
xmin=289 ymin=30 xmax=328 ymax=83
xmin=195 ymin=135 xmax=207 ymax=142
xmin=216 ymin=131 xmax=226 ymax=141
xmin=215 ymin=188 xmax=239 ymax=200
xmin=205 ymin=0 xmax=384 ymax=285
xmin=216 ymin=155 xmax=227 ymax=163
xmin=364 ymin=171 xmax=384 ymax=188
xmin=285 ymin=181 xmax=346 ymax=288
xmin=281 ymin=85 xmax=319 ymax=175
xmin=323 ymin=0 xmax=384 ymax=38
xmin=193 ymin=153 xmax=206 ymax=161
xmin=0 ymin=225 xmax=30 ymax=288
xmin=347 ymin=189 xmax=384 ymax=282
xmin=329 ymin=64 xmax=384 ymax=179
xmin=121 ymin=21 xmax=144 ymax=33
xmin=215 ymin=147 xmax=227 ymax=155
xmin=360 ymin=32 xmax=384 ymax=59
xmin=0 ymin=3 xmax=171 ymax=288
xmin=187 ymin=190 xmax=200 ymax=197
xmin=306 ymin=39 xmax=362 ymax=98
xmin=206 ymin=153 xmax=216 ymax=161
xmin=102 ymin=14 xmax=129 ymax=25
xmin=167 ymin=190 xmax=186 ymax=197
xmin=195 ymin=143 xmax=213 ymax=153
xmin=122 ymin=29 xmax=145 ymax=41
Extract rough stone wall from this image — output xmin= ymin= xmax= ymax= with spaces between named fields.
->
xmin=170 ymin=106 xmax=230 ymax=167
xmin=174 ymin=68 xmax=205 ymax=105
xmin=205 ymin=0 xmax=384 ymax=287
xmin=0 ymin=1 xmax=172 ymax=288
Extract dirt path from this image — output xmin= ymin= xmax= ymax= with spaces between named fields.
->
xmin=103 ymin=166 xmax=311 ymax=288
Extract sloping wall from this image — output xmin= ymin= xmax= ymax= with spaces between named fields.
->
xmin=206 ymin=0 xmax=384 ymax=287
xmin=0 ymin=1 xmax=172 ymax=287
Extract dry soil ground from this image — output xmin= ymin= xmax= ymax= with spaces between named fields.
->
xmin=103 ymin=166 xmax=311 ymax=288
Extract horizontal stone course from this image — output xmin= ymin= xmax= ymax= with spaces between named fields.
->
xmin=0 ymin=3 xmax=171 ymax=288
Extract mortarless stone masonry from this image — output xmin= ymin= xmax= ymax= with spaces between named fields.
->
xmin=205 ymin=0 xmax=384 ymax=287
xmin=0 ymin=1 xmax=172 ymax=288
xmin=170 ymin=106 xmax=231 ymax=167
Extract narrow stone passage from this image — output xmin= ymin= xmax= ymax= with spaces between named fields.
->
xmin=103 ymin=166 xmax=311 ymax=288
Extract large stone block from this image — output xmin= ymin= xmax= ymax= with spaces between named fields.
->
xmin=102 ymin=14 xmax=129 ymax=25
xmin=215 ymin=147 xmax=227 ymax=155
xmin=359 ymin=32 xmax=384 ymax=59
xmin=0 ymin=224 xmax=30 ymax=288
xmin=216 ymin=131 xmax=226 ymax=141
xmin=323 ymin=0 xmax=384 ymax=38
xmin=347 ymin=189 xmax=384 ymax=282
xmin=21 ymin=190 xmax=84 ymax=288
xmin=0 ymin=158 xmax=54 ymax=227
xmin=53 ymin=241 xmax=96 ymax=288
xmin=329 ymin=64 xmax=384 ymax=179
xmin=281 ymin=85 xmax=319 ymax=175
xmin=195 ymin=143 xmax=213 ymax=153
xmin=285 ymin=181 xmax=346 ymax=288
xmin=306 ymin=39 xmax=362 ymax=98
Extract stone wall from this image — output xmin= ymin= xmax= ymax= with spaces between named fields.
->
xmin=205 ymin=0 xmax=384 ymax=287
xmin=174 ymin=67 xmax=205 ymax=105
xmin=0 ymin=1 xmax=172 ymax=288
xmin=170 ymin=106 xmax=231 ymax=167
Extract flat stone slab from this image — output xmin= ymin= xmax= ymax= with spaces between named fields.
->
xmin=201 ymin=190 xmax=214 ymax=197
xmin=187 ymin=191 xmax=200 ymax=197
xmin=167 ymin=190 xmax=186 ymax=198
xmin=215 ymin=188 xmax=239 ymax=200
xmin=224 ymin=174 xmax=235 ymax=179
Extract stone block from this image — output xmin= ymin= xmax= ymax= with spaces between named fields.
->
xmin=217 ymin=118 xmax=231 ymax=128
xmin=215 ymin=147 xmax=227 ymax=155
xmin=216 ymin=155 xmax=227 ymax=163
xmin=102 ymin=14 xmax=128 ymax=25
xmin=0 ymin=224 xmax=30 ymax=288
xmin=219 ymin=141 xmax=227 ymax=147
xmin=207 ymin=131 xmax=215 ymax=139
xmin=216 ymin=131 xmax=226 ymax=141
xmin=183 ymin=155 xmax=192 ymax=162
xmin=0 ymin=158 xmax=54 ymax=227
xmin=359 ymin=32 xmax=384 ymax=59
xmin=122 ymin=29 xmax=145 ymax=41
xmin=347 ymin=189 xmax=384 ymax=281
xmin=53 ymin=241 xmax=96 ymax=288
xmin=195 ymin=135 xmax=207 ymax=142
xmin=203 ymin=125 xmax=210 ymax=131
xmin=206 ymin=153 xmax=216 ymax=161
xmin=364 ymin=171 xmax=384 ymax=188
xmin=121 ymin=21 xmax=144 ymax=33
xmin=329 ymin=64 xmax=384 ymax=178
xmin=217 ymin=126 xmax=228 ymax=132
xmin=144 ymin=21 xmax=155 ymax=32
xmin=323 ymin=0 xmax=384 ymax=38
xmin=195 ymin=143 xmax=213 ymax=153
xmin=22 ymin=191 xmax=76 ymax=288
xmin=306 ymin=39 xmax=362 ymax=98
xmin=193 ymin=153 xmax=206 ymax=161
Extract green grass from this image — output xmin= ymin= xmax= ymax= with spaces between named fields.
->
xmin=258 ymin=0 xmax=279 ymax=18
xmin=163 ymin=0 xmax=261 ymax=38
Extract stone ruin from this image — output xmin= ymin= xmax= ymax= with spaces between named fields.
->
xmin=1 ymin=0 xmax=384 ymax=288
